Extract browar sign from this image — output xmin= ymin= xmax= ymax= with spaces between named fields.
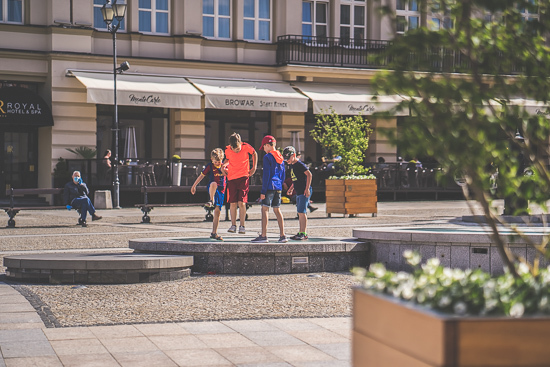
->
xmin=0 ymin=87 xmax=53 ymax=126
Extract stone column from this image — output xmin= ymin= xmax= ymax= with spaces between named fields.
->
xmin=271 ymin=112 xmax=305 ymax=152
xmin=367 ymin=117 xmax=397 ymax=163
xmin=172 ymin=109 xmax=206 ymax=159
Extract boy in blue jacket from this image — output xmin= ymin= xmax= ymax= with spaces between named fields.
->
xmin=251 ymin=135 xmax=287 ymax=243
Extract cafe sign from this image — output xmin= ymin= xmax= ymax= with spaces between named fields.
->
xmin=0 ymin=87 xmax=54 ymax=126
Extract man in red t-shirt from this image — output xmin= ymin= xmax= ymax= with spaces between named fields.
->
xmin=223 ymin=132 xmax=258 ymax=234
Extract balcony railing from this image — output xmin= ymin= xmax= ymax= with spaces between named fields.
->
xmin=277 ymin=35 xmax=392 ymax=69
xmin=276 ymin=35 xmax=520 ymax=74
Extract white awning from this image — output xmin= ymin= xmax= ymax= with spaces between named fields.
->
xmin=293 ymin=83 xmax=409 ymax=116
xmin=188 ymin=78 xmax=309 ymax=112
xmin=71 ymin=71 xmax=202 ymax=109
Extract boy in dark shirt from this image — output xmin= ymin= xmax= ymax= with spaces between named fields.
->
xmin=283 ymin=146 xmax=312 ymax=240
xmin=191 ymin=148 xmax=226 ymax=240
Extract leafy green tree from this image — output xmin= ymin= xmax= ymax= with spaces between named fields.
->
xmin=374 ymin=0 xmax=550 ymax=276
xmin=311 ymin=109 xmax=372 ymax=176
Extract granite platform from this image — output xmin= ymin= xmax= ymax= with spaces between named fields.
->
xmin=353 ymin=226 xmax=550 ymax=276
xmin=3 ymin=252 xmax=193 ymax=284
xmin=129 ymin=236 xmax=369 ymax=274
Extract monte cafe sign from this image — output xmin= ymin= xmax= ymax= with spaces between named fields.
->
xmin=0 ymin=87 xmax=54 ymax=126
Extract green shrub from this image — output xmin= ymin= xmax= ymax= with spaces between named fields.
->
xmin=311 ymin=109 xmax=372 ymax=176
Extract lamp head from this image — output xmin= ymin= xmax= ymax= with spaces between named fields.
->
xmin=515 ymin=130 xmax=525 ymax=142
xmin=113 ymin=1 xmax=127 ymax=21
xmin=102 ymin=1 xmax=126 ymax=26
xmin=117 ymin=61 xmax=130 ymax=72
xmin=101 ymin=1 xmax=114 ymax=25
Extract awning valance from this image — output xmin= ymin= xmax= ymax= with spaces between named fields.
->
xmin=71 ymin=71 xmax=202 ymax=109
xmin=293 ymin=83 xmax=409 ymax=116
xmin=188 ymin=78 xmax=309 ymax=112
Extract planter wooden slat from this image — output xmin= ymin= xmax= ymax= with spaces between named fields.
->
xmin=345 ymin=191 xmax=377 ymax=198
xmin=353 ymin=288 xmax=550 ymax=367
xmin=353 ymin=331 xmax=433 ymax=367
xmin=325 ymin=179 xmax=377 ymax=216
xmin=325 ymin=180 xmax=345 ymax=187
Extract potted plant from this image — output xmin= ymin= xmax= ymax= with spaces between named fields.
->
xmin=170 ymin=154 xmax=182 ymax=186
xmin=351 ymin=1 xmax=550 ymax=365
xmin=352 ymin=253 xmax=550 ymax=367
xmin=311 ymin=109 xmax=376 ymax=217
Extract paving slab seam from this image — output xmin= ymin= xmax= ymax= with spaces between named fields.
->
xmin=5 ymin=282 xmax=61 ymax=328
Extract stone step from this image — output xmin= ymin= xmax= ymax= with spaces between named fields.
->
xmin=4 ymin=252 xmax=193 ymax=284
xmin=130 ymin=236 xmax=368 ymax=274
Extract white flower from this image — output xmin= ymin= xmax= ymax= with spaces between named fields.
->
xmin=363 ymin=278 xmax=375 ymax=288
xmin=417 ymin=293 xmax=426 ymax=303
xmin=417 ymin=275 xmax=428 ymax=287
xmin=353 ymin=267 xmax=367 ymax=281
xmin=510 ymin=303 xmax=525 ymax=318
xmin=540 ymin=296 xmax=548 ymax=310
xmin=391 ymin=288 xmax=402 ymax=297
xmin=396 ymin=271 xmax=410 ymax=281
xmin=453 ymin=302 xmax=468 ymax=315
xmin=438 ymin=295 xmax=451 ymax=308
xmin=485 ymin=298 xmax=498 ymax=311
xmin=452 ymin=269 xmax=465 ymax=281
xmin=370 ymin=263 xmax=387 ymax=278
xmin=517 ymin=263 xmax=530 ymax=276
xmin=427 ymin=258 xmax=441 ymax=267
xmin=402 ymin=284 xmax=415 ymax=300
xmin=403 ymin=250 xmax=421 ymax=266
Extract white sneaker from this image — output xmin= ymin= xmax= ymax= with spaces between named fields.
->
xmin=228 ymin=225 xmax=236 ymax=233
xmin=238 ymin=226 xmax=246 ymax=234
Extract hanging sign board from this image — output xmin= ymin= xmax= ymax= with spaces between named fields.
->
xmin=0 ymin=87 xmax=54 ymax=126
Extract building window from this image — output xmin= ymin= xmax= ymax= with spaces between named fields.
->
xmin=139 ymin=0 xmax=169 ymax=34
xmin=243 ymin=0 xmax=271 ymax=42
xmin=519 ymin=0 xmax=538 ymax=21
xmin=429 ymin=2 xmax=453 ymax=30
xmin=302 ymin=1 xmax=328 ymax=42
xmin=0 ymin=0 xmax=23 ymax=24
xmin=396 ymin=0 xmax=419 ymax=33
xmin=93 ymin=0 xmax=125 ymax=31
xmin=340 ymin=0 xmax=366 ymax=46
xmin=203 ymin=0 xmax=231 ymax=39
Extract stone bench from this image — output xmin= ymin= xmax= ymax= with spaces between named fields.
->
xmin=4 ymin=252 xmax=194 ymax=284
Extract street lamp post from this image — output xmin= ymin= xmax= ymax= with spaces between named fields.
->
xmin=102 ymin=0 xmax=128 ymax=209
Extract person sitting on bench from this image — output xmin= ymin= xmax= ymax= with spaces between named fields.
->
xmin=64 ymin=171 xmax=102 ymax=227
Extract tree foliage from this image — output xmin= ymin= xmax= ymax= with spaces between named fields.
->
xmin=374 ymin=0 xmax=550 ymax=276
xmin=311 ymin=109 xmax=372 ymax=176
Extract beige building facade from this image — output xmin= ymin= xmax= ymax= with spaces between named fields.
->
xmin=0 ymin=0 xmax=421 ymax=194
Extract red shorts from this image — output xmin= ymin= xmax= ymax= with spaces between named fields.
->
xmin=227 ymin=176 xmax=249 ymax=203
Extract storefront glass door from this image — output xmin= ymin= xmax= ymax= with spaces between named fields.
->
xmin=1 ymin=129 xmax=38 ymax=196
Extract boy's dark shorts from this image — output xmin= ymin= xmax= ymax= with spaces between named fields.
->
xmin=227 ymin=176 xmax=249 ymax=203
xmin=261 ymin=190 xmax=282 ymax=208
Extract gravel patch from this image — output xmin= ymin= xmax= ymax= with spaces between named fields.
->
xmin=20 ymin=273 xmax=357 ymax=327
xmin=1 ymin=201 xmax=486 ymax=328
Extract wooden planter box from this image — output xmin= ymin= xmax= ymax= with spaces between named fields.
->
xmin=325 ymin=179 xmax=377 ymax=217
xmin=353 ymin=288 xmax=550 ymax=367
